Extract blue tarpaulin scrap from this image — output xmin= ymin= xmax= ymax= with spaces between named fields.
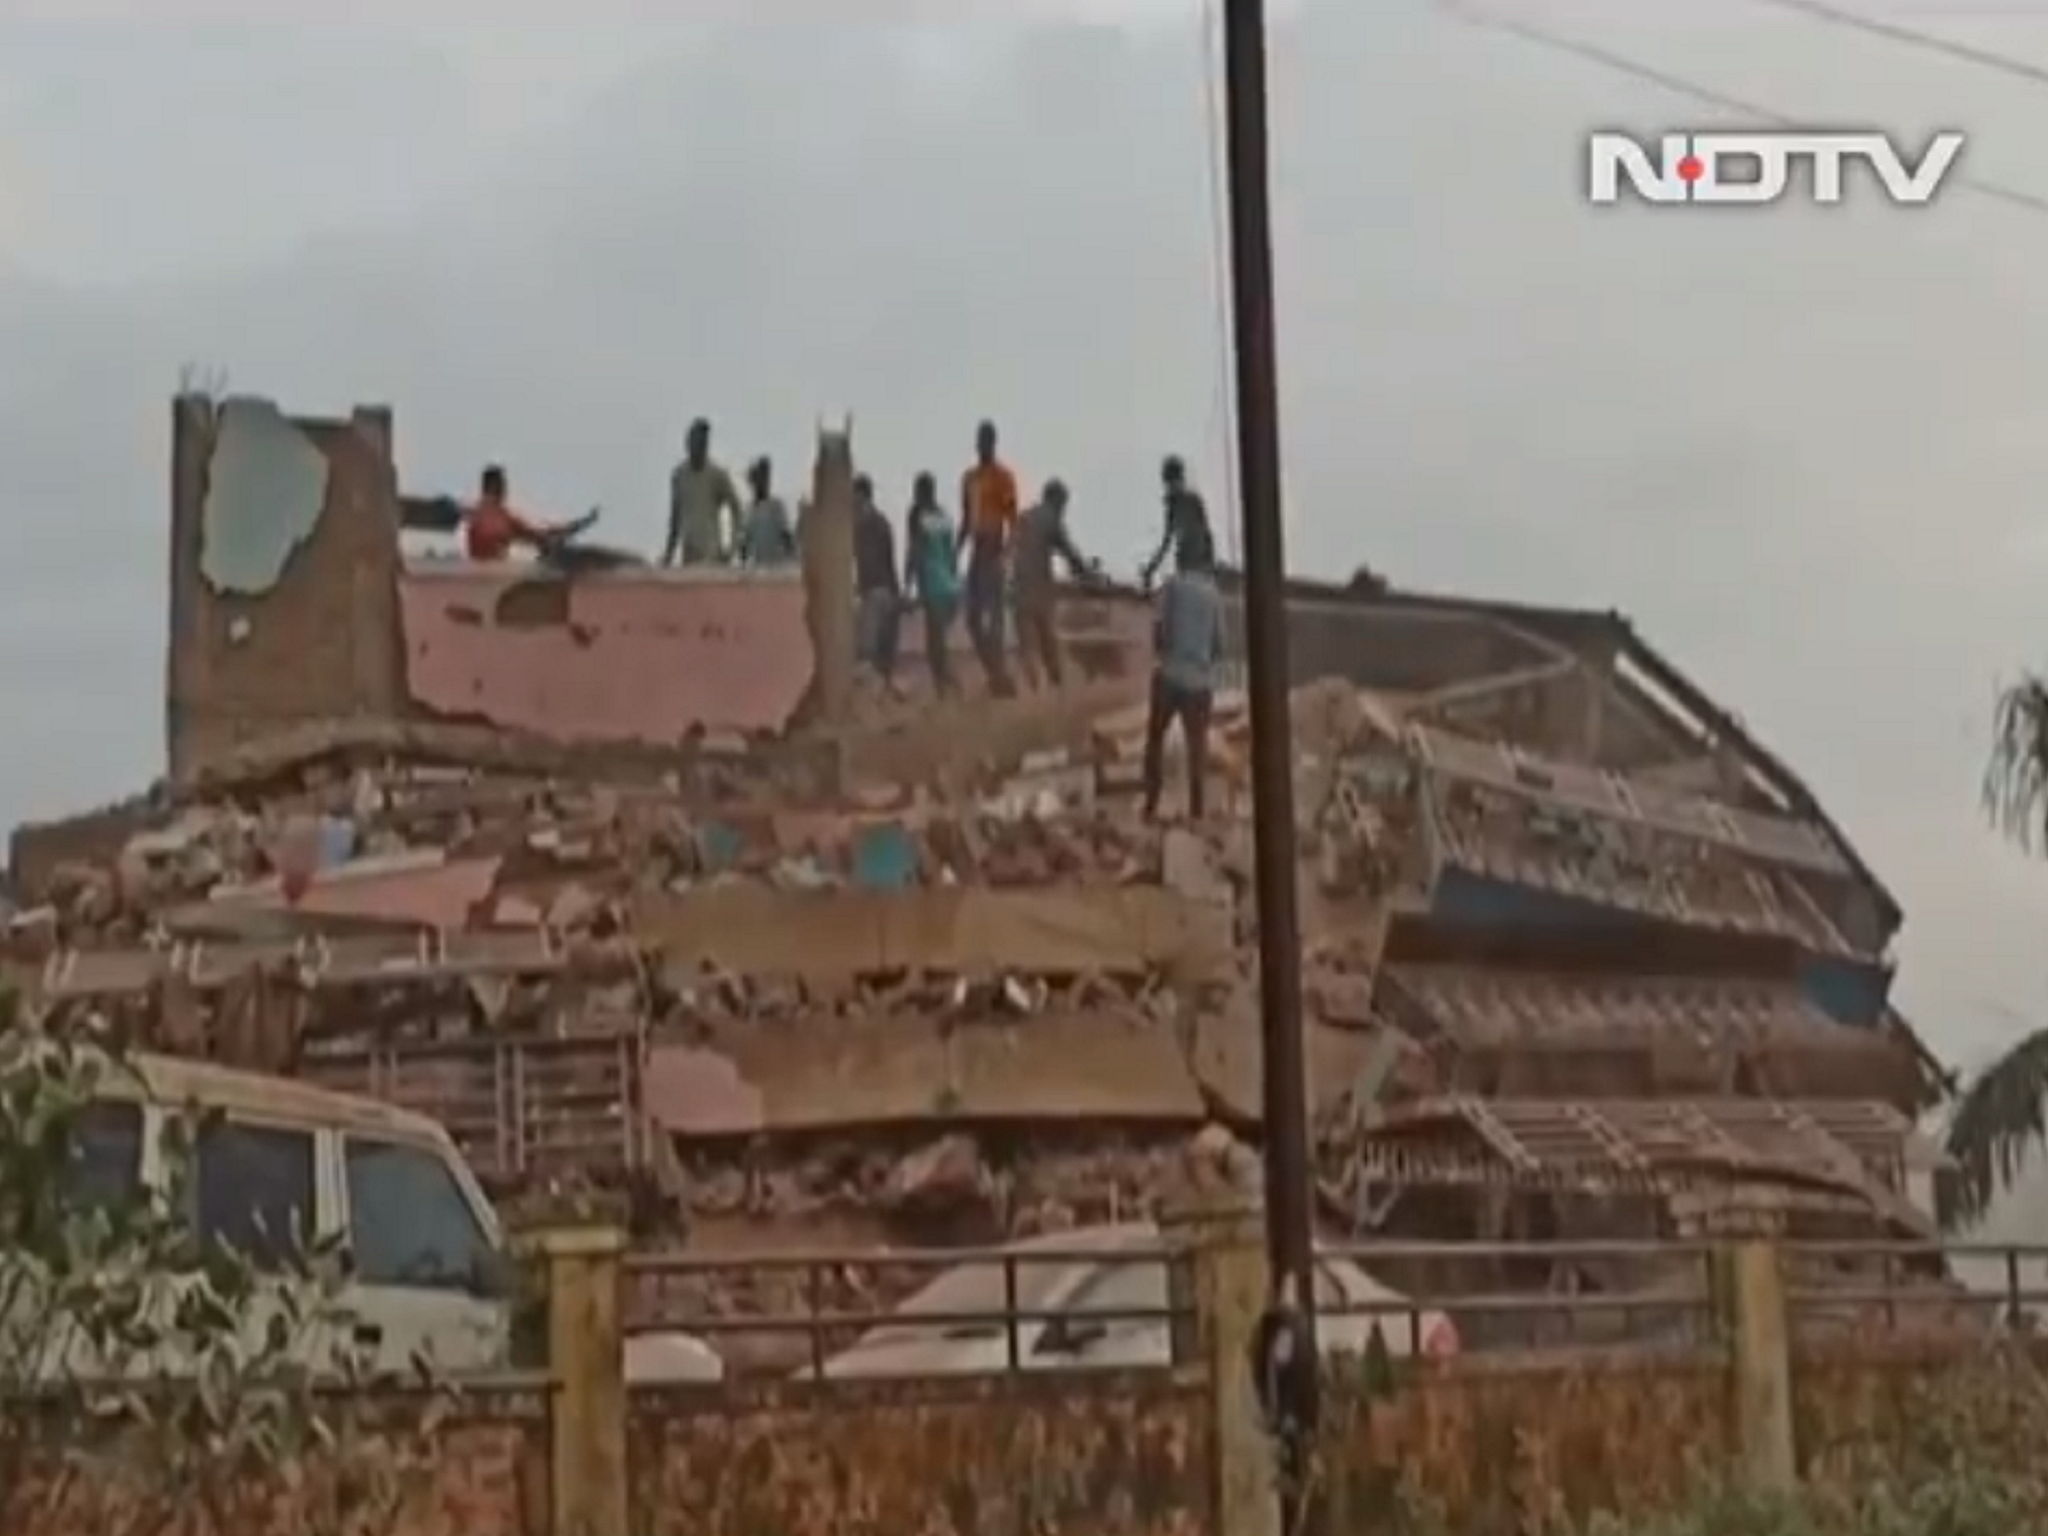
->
xmin=851 ymin=824 xmax=918 ymax=889
xmin=316 ymin=816 xmax=358 ymax=869
xmin=695 ymin=821 xmax=745 ymax=875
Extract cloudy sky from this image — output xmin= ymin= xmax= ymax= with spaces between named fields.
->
xmin=3 ymin=1 xmax=2048 ymax=1068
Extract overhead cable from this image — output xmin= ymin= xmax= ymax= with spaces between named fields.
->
xmin=1747 ymin=0 xmax=2048 ymax=94
xmin=1437 ymin=0 xmax=2048 ymax=222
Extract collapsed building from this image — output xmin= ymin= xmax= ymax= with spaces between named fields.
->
xmin=4 ymin=392 xmax=1956 ymax=1342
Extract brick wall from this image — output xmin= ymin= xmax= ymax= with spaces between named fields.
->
xmin=9 ymin=1341 xmax=2047 ymax=1536
xmin=165 ymin=395 xmax=405 ymax=780
xmin=629 ymin=1375 xmax=1206 ymax=1536
xmin=16 ymin=1406 xmax=540 ymax=1536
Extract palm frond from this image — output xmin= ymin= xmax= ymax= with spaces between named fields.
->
xmin=1943 ymin=1027 xmax=2048 ymax=1228
xmin=1984 ymin=674 xmax=2048 ymax=851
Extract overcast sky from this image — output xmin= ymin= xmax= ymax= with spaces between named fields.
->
xmin=4 ymin=1 xmax=2048 ymax=1070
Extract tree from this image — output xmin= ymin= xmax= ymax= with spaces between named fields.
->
xmin=0 ymin=999 xmax=455 ymax=1536
xmin=1944 ymin=674 xmax=2048 ymax=1225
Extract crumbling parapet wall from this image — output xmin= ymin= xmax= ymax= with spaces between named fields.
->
xmin=166 ymin=394 xmax=407 ymax=782
xmin=162 ymin=396 xmax=827 ymax=783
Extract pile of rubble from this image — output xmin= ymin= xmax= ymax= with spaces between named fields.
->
xmin=635 ymin=1120 xmax=1266 ymax=1369
xmin=8 ymin=662 xmax=1933 ymax=1320
xmin=4 ymin=681 xmax=1413 ymax=1240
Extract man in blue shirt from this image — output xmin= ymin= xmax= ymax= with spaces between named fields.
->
xmin=902 ymin=471 xmax=960 ymax=696
xmin=738 ymin=457 xmax=797 ymax=567
xmin=1143 ymin=528 xmax=1226 ymax=821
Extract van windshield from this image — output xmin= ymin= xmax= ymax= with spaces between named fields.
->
xmin=344 ymin=1138 xmax=494 ymax=1289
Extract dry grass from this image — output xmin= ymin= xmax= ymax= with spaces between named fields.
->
xmin=1305 ymin=1341 xmax=2048 ymax=1536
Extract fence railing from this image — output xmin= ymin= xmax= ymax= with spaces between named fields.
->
xmin=621 ymin=1243 xmax=1193 ymax=1380
xmin=611 ymin=1236 xmax=2048 ymax=1378
xmin=517 ymin=1220 xmax=2048 ymax=1536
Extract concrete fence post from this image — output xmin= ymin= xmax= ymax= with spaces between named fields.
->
xmin=1714 ymin=1239 xmax=1796 ymax=1494
xmin=1165 ymin=1191 xmax=1279 ymax=1536
xmin=538 ymin=1224 xmax=630 ymax=1536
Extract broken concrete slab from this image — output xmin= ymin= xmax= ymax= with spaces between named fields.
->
xmin=635 ymin=885 xmax=1232 ymax=981
xmin=671 ymin=1008 xmax=1208 ymax=1135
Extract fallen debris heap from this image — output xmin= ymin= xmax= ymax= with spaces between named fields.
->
xmin=9 ymin=386 xmax=1961 ymax=1348
xmin=6 ymin=650 xmax=1952 ymax=1346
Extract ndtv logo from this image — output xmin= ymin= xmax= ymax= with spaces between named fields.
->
xmin=1587 ymin=130 xmax=1965 ymax=207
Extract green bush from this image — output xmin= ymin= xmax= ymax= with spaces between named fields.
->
xmin=1570 ymin=1469 xmax=2045 ymax=1536
xmin=1569 ymin=1351 xmax=2048 ymax=1536
xmin=0 ymin=1003 xmax=456 ymax=1536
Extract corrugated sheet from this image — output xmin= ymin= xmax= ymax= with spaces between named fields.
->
xmin=1362 ymin=1096 xmax=1922 ymax=1218
xmin=1388 ymin=965 xmax=1844 ymax=1047
xmin=397 ymin=566 xmax=813 ymax=741
xmin=1411 ymin=723 xmax=1852 ymax=879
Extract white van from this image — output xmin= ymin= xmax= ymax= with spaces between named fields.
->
xmin=63 ymin=1052 xmax=721 ymax=1383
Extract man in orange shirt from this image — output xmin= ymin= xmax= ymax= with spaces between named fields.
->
xmin=957 ymin=419 xmax=1019 ymax=695
xmin=463 ymin=464 xmax=570 ymax=562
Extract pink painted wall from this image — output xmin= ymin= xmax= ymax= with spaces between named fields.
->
xmin=199 ymin=855 xmax=503 ymax=932
xmin=397 ymin=566 xmax=814 ymax=742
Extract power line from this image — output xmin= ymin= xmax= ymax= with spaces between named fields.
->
xmin=1199 ymin=0 xmax=1245 ymax=570
xmin=1747 ymin=0 xmax=2048 ymax=94
xmin=1437 ymin=0 xmax=2048 ymax=221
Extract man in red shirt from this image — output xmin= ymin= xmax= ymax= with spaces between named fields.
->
xmin=957 ymin=420 xmax=1020 ymax=695
xmin=464 ymin=464 xmax=564 ymax=561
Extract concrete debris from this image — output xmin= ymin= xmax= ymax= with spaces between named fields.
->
xmin=883 ymin=1134 xmax=989 ymax=1216
xmin=671 ymin=1127 xmax=1236 ymax=1234
xmin=5 ymin=662 xmax=1932 ymax=1339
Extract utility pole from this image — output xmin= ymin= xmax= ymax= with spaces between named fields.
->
xmin=1218 ymin=0 xmax=1319 ymax=1525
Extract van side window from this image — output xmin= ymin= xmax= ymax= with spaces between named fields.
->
xmin=195 ymin=1120 xmax=315 ymax=1270
xmin=65 ymin=1101 xmax=143 ymax=1213
xmin=344 ymin=1139 xmax=491 ymax=1290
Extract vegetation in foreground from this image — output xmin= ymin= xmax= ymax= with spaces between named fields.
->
xmin=1944 ymin=672 xmax=2048 ymax=1220
xmin=1568 ymin=1350 xmax=2048 ymax=1535
xmin=1337 ymin=1408 xmax=2048 ymax=1536
xmin=0 ymin=999 xmax=453 ymax=1536
xmin=1302 ymin=1331 xmax=2048 ymax=1536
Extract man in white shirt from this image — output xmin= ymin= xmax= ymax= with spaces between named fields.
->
xmin=664 ymin=417 xmax=742 ymax=566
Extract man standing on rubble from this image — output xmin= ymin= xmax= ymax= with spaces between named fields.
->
xmin=1142 ymin=528 xmax=1225 ymax=823
xmin=1011 ymin=478 xmax=1099 ymax=691
xmin=958 ymin=420 xmax=1020 ymax=696
xmin=738 ymin=457 xmax=797 ymax=567
xmin=853 ymin=474 xmax=903 ymax=691
xmin=1139 ymin=455 xmax=1217 ymax=590
xmin=664 ymin=418 xmax=743 ymax=566
xmin=904 ymin=471 xmax=960 ymax=696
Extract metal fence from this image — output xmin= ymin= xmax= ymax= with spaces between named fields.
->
xmin=616 ymin=1237 xmax=2048 ymax=1380
xmin=623 ymin=1241 xmax=1194 ymax=1380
